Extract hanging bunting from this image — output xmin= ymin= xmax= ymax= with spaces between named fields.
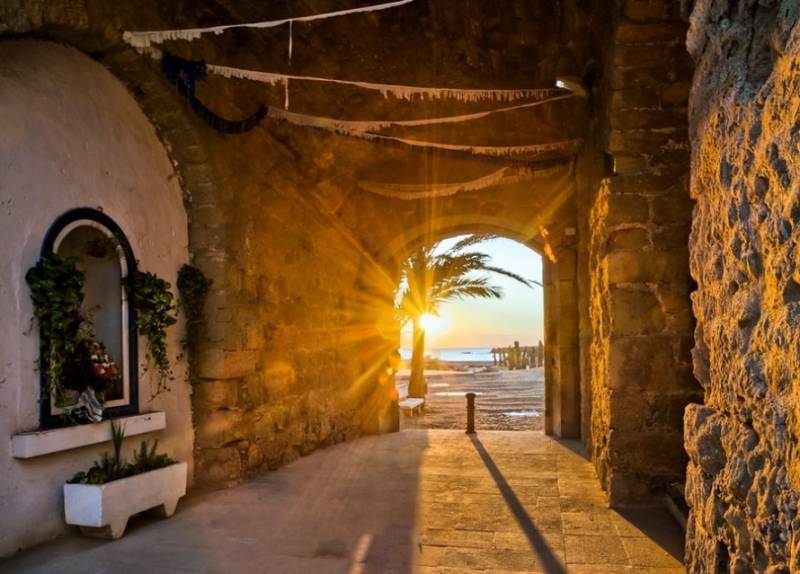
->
xmin=123 ymin=0 xmax=414 ymax=49
xmin=139 ymin=49 xmax=569 ymax=104
xmin=266 ymin=93 xmax=575 ymax=133
xmin=357 ymin=163 xmax=572 ymax=200
xmin=207 ymin=63 xmax=568 ymax=103
xmin=266 ymin=103 xmax=583 ymax=162
xmin=161 ymin=52 xmax=266 ymax=134
xmin=330 ymin=130 xmax=583 ymax=158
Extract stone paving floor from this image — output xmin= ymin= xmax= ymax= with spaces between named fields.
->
xmin=0 ymin=430 xmax=684 ymax=573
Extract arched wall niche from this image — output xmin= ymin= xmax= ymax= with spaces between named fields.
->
xmin=39 ymin=208 xmax=140 ymax=428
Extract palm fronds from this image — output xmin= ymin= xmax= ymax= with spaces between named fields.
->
xmin=397 ymin=234 xmax=537 ymax=322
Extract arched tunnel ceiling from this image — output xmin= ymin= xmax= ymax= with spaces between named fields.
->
xmin=130 ymin=1 xmax=604 ymax=203
xmin=1 ymin=0 xmax=607 ymax=254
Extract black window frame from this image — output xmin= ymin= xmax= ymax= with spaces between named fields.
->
xmin=39 ymin=208 xmax=139 ymax=428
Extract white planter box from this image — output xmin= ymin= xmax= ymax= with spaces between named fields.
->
xmin=64 ymin=461 xmax=187 ymax=539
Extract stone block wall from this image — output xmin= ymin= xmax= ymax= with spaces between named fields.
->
xmin=589 ymin=0 xmax=701 ymax=504
xmin=185 ymin=125 xmax=399 ymax=484
xmin=684 ymin=2 xmax=800 ymax=571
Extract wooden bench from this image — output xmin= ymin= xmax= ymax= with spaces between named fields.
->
xmin=399 ymin=397 xmax=425 ymax=416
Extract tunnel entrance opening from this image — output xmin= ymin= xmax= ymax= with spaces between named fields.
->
xmin=394 ymin=234 xmax=547 ymax=432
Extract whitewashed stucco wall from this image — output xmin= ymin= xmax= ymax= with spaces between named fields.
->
xmin=0 ymin=40 xmax=194 ymax=557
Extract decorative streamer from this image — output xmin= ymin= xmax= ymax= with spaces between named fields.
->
xmin=266 ymin=94 xmax=576 ymax=133
xmin=357 ymin=164 xmax=571 ymax=200
xmin=161 ymin=52 xmax=266 ymax=134
xmin=123 ymin=0 xmax=415 ymax=48
xmin=139 ymin=49 xmax=569 ymax=103
xmin=206 ymin=63 xmax=568 ymax=103
xmin=266 ymin=104 xmax=583 ymax=160
xmin=335 ymin=131 xmax=583 ymax=158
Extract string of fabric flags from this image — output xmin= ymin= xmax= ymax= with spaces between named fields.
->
xmin=131 ymin=1 xmax=582 ymax=162
xmin=124 ymin=0 xmax=415 ymax=64
xmin=159 ymin=51 xmax=583 ymax=163
xmin=357 ymin=163 xmax=572 ymax=200
xmin=125 ymin=1 xmax=567 ymax=105
xmin=206 ymin=63 xmax=569 ymax=104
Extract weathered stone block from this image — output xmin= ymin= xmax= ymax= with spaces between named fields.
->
xmin=611 ymin=288 xmax=665 ymax=335
xmin=607 ymin=174 xmax=677 ymax=195
xmin=195 ymin=409 xmax=245 ymax=449
xmin=608 ymin=336 xmax=675 ymax=391
xmin=607 ymin=250 xmax=688 ymax=284
xmin=613 ymin=154 xmax=649 ymax=175
xmin=616 ymin=20 xmax=687 ymax=44
xmin=652 ymin=195 xmax=693 ymax=225
xmin=611 ymin=62 xmax=693 ymax=91
xmin=622 ymin=0 xmax=668 ymax=21
xmin=611 ymin=108 xmax=688 ymax=131
xmin=652 ymin=223 xmax=691 ymax=250
xmin=607 ymin=194 xmax=649 ymax=226
xmin=609 ymin=228 xmax=650 ymax=249
xmin=616 ymin=44 xmax=686 ymax=69
xmin=611 ymin=87 xmax=661 ymax=111
xmin=609 ymin=128 xmax=688 ymax=156
xmin=197 ymin=349 xmax=257 ymax=379
xmin=245 ymin=363 xmax=296 ymax=406
xmin=196 ymin=447 xmax=241 ymax=485
xmin=194 ymin=379 xmax=240 ymax=410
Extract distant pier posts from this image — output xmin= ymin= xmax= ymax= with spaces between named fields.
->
xmin=492 ymin=341 xmax=545 ymax=369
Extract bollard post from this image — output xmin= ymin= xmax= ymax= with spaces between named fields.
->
xmin=466 ymin=392 xmax=476 ymax=434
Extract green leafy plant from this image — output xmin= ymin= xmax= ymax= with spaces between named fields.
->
xmin=177 ymin=264 xmax=211 ymax=384
xmin=132 ymin=439 xmax=174 ymax=471
xmin=25 ymin=254 xmax=86 ymax=406
xmin=68 ymin=420 xmax=176 ymax=485
xmin=124 ymin=271 xmax=178 ymax=398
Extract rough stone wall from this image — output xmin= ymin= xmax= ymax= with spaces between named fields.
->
xmin=188 ymin=126 xmax=399 ymax=484
xmin=684 ymin=2 xmax=800 ymax=571
xmin=589 ymin=0 xmax=701 ymax=504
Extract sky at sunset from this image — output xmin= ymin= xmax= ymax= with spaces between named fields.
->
xmin=400 ymin=236 xmax=544 ymax=350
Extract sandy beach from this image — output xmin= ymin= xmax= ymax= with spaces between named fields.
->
xmin=395 ymin=366 xmax=545 ymax=431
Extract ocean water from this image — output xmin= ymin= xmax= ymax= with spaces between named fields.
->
xmin=399 ymin=347 xmax=496 ymax=363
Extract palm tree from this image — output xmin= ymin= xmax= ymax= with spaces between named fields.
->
xmin=397 ymin=235 xmax=539 ymax=398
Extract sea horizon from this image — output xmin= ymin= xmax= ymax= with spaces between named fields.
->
xmin=399 ymin=346 xmax=540 ymax=363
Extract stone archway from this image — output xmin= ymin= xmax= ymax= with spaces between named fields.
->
xmin=379 ymin=214 xmax=582 ymax=440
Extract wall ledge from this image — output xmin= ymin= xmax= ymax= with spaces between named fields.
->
xmin=11 ymin=412 xmax=166 ymax=459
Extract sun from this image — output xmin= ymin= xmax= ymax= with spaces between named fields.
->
xmin=418 ymin=312 xmax=446 ymax=336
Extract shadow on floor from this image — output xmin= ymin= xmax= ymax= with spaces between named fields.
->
xmin=469 ymin=434 xmax=566 ymax=574
xmin=614 ymin=507 xmax=685 ymax=561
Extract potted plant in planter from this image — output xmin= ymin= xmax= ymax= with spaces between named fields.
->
xmin=64 ymin=421 xmax=187 ymax=539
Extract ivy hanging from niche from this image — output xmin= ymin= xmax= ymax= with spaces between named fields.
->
xmin=124 ymin=271 xmax=178 ymax=398
xmin=26 ymin=254 xmax=120 ymax=425
xmin=177 ymin=264 xmax=211 ymax=384
xmin=26 ymin=254 xmax=86 ymax=406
